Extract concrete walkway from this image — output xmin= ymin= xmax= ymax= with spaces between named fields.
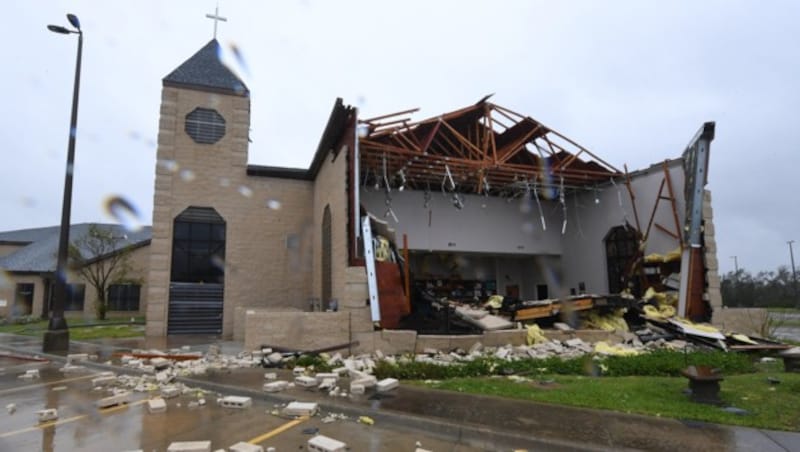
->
xmin=1 ymin=333 xmax=798 ymax=452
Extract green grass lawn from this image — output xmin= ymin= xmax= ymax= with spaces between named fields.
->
xmin=419 ymin=368 xmax=800 ymax=431
xmin=0 ymin=317 xmax=144 ymax=340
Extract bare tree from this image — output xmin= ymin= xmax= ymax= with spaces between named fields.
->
xmin=69 ymin=225 xmax=140 ymax=320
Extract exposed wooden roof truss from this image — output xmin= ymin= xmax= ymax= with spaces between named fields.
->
xmin=358 ymin=97 xmax=622 ymax=197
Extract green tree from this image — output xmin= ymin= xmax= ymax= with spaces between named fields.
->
xmin=69 ymin=225 xmax=140 ymax=320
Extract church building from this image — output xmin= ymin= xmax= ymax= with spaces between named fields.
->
xmin=144 ymin=36 xmax=723 ymax=350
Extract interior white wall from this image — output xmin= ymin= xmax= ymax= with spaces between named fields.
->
xmin=560 ymin=160 xmax=686 ymax=294
xmin=361 ymin=190 xmax=562 ymax=255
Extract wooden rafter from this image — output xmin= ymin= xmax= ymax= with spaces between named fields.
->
xmin=358 ymin=100 xmax=622 ymax=196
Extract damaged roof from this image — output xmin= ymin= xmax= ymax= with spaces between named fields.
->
xmin=358 ymin=96 xmax=622 ymax=194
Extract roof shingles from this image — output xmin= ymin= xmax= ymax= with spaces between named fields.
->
xmin=163 ymin=39 xmax=249 ymax=96
xmin=0 ymin=224 xmax=151 ymax=273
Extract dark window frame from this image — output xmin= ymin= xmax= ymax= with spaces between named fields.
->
xmin=107 ymin=284 xmax=141 ymax=311
xmin=65 ymin=283 xmax=85 ymax=311
xmin=171 ymin=208 xmax=226 ymax=284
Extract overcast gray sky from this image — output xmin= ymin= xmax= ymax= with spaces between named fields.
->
xmin=2 ymin=1 xmax=798 ymax=274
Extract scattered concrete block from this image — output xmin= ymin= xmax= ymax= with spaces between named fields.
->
xmin=307 ymin=434 xmax=347 ymax=452
xmin=565 ymin=338 xmax=585 ymax=348
xmin=282 ymin=401 xmax=318 ymax=416
xmin=92 ymin=375 xmax=116 ymax=387
xmin=66 ymin=353 xmax=89 ymax=364
xmin=150 ymin=357 xmax=172 ymax=369
xmin=120 ymin=355 xmax=134 ymax=364
xmin=553 ymin=322 xmax=573 ymax=331
xmin=266 ymin=352 xmax=283 ymax=364
xmin=263 ymin=372 xmax=277 ymax=380
xmin=415 ymin=449 xmax=433 ymax=452
xmin=161 ymin=386 xmax=181 ymax=399
xmin=18 ymin=369 xmax=40 ymax=379
xmin=319 ymin=378 xmax=337 ymax=391
xmin=263 ymin=381 xmax=288 ymax=393
xmin=36 ymin=408 xmax=58 ymax=422
xmin=332 ymin=367 xmax=348 ymax=377
xmin=295 ymin=375 xmax=318 ymax=388
xmin=147 ymin=398 xmax=167 ymax=414
xmin=352 ymin=375 xmax=377 ymax=388
xmin=166 ymin=441 xmax=211 ymax=452
xmin=156 ymin=370 xmax=175 ymax=384
xmin=59 ymin=364 xmax=86 ymax=373
xmin=292 ymin=366 xmax=306 ymax=376
xmin=376 ymin=378 xmax=399 ymax=393
xmin=349 ymin=383 xmax=365 ymax=395
xmin=314 ymin=372 xmax=339 ymax=383
xmin=96 ymin=391 xmax=132 ymax=409
xmin=228 ymin=442 xmax=263 ymax=452
xmin=217 ymin=396 xmax=252 ymax=409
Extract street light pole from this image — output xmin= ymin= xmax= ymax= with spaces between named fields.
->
xmin=43 ymin=14 xmax=82 ymax=352
xmin=789 ymin=240 xmax=798 ymax=309
xmin=729 ymin=255 xmax=739 ymax=306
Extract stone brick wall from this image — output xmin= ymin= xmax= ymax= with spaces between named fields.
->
xmin=147 ymin=86 xmax=314 ymax=337
xmin=243 ymin=310 xmax=351 ymax=351
xmin=703 ymin=190 xmax=724 ymax=322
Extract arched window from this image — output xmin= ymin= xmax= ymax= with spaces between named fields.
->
xmin=171 ymin=207 xmax=226 ymax=284
xmin=322 ymin=205 xmax=332 ymax=304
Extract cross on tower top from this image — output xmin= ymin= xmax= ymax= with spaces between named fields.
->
xmin=205 ymin=4 xmax=227 ymax=39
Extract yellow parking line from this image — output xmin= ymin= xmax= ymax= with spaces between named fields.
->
xmin=0 ymin=414 xmax=87 ymax=438
xmin=247 ymin=416 xmax=309 ymax=444
xmin=0 ymin=373 xmax=102 ymax=396
xmin=0 ymin=399 xmax=147 ymax=438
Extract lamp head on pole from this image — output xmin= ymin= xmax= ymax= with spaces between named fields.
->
xmin=66 ymin=14 xmax=80 ymax=30
xmin=47 ymin=13 xmax=80 ymax=35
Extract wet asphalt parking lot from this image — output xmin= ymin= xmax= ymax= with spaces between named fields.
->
xmin=0 ymin=360 xmax=483 ymax=452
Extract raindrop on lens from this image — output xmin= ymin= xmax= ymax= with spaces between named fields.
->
xmin=103 ymin=196 xmax=143 ymax=232
xmin=238 ymin=186 xmax=253 ymax=198
xmin=179 ymin=169 xmax=196 ymax=182
xmin=158 ymin=159 xmax=179 ymax=173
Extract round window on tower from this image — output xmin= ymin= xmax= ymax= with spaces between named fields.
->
xmin=185 ymin=108 xmax=226 ymax=144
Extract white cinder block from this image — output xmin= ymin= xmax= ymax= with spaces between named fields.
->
xmin=282 ymin=401 xmax=318 ymax=416
xmin=18 ymin=369 xmax=40 ymax=379
xmin=147 ymin=398 xmax=167 ymax=414
xmin=150 ymin=357 xmax=172 ymax=369
xmin=307 ymin=434 xmax=347 ymax=452
xmin=332 ymin=367 xmax=348 ymax=377
xmin=161 ymin=386 xmax=181 ymax=399
xmin=349 ymin=383 xmax=365 ymax=395
xmin=36 ymin=408 xmax=58 ymax=422
xmin=228 ymin=442 xmax=263 ymax=452
xmin=66 ymin=353 xmax=89 ymax=363
xmin=319 ymin=378 xmax=337 ymax=391
xmin=353 ymin=376 xmax=377 ymax=388
xmin=263 ymin=372 xmax=277 ymax=380
xmin=314 ymin=373 xmax=339 ymax=383
xmin=217 ymin=396 xmax=252 ymax=409
xmin=376 ymin=378 xmax=399 ymax=393
xmin=263 ymin=381 xmax=288 ymax=393
xmin=292 ymin=366 xmax=306 ymax=376
xmin=96 ymin=391 xmax=132 ymax=409
xmin=295 ymin=375 xmax=318 ymax=388
xmin=166 ymin=441 xmax=211 ymax=452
